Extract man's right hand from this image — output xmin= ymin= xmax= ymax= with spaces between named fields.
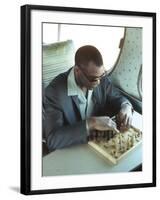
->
xmin=87 ymin=116 xmax=119 ymax=133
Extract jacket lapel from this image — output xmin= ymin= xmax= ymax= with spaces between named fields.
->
xmin=62 ymin=95 xmax=82 ymax=125
xmin=64 ymin=87 xmax=102 ymax=124
xmin=92 ymin=86 xmax=101 ymax=105
xmin=71 ymin=96 xmax=82 ymax=120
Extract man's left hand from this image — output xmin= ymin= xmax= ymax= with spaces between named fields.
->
xmin=116 ymin=104 xmax=133 ymax=132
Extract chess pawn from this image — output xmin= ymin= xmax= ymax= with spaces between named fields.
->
xmin=120 ymin=140 xmax=126 ymax=153
xmin=106 ymin=130 xmax=110 ymax=141
xmin=136 ymin=130 xmax=141 ymax=138
xmin=102 ymin=131 xmax=105 ymax=139
xmin=101 ymin=131 xmax=106 ymax=140
xmin=107 ymin=138 xmax=113 ymax=147
xmin=95 ymin=130 xmax=98 ymax=141
xmin=104 ymin=131 xmax=109 ymax=141
xmin=127 ymin=136 xmax=132 ymax=149
xmin=117 ymin=134 xmax=123 ymax=151
xmin=131 ymin=135 xmax=136 ymax=146
xmin=109 ymin=130 xmax=113 ymax=139
xmin=111 ymin=149 xmax=116 ymax=157
xmin=96 ymin=131 xmax=101 ymax=142
xmin=114 ymin=137 xmax=120 ymax=153
xmin=114 ymin=151 xmax=119 ymax=158
xmin=92 ymin=130 xmax=97 ymax=141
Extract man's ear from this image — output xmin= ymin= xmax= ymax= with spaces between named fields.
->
xmin=74 ymin=65 xmax=79 ymax=73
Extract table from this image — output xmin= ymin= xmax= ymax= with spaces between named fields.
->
xmin=42 ymin=111 xmax=142 ymax=176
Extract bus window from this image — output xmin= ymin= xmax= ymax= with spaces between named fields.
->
xmin=43 ymin=23 xmax=125 ymax=71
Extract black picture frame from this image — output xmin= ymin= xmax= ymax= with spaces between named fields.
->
xmin=21 ymin=4 xmax=156 ymax=195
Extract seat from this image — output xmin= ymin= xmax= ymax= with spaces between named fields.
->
xmin=42 ymin=40 xmax=75 ymax=156
xmin=109 ymin=28 xmax=142 ymax=113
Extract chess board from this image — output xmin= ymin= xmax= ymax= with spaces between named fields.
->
xmin=88 ymin=126 xmax=142 ymax=165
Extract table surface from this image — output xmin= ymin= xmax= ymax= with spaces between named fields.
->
xmin=42 ymin=111 xmax=142 ymax=176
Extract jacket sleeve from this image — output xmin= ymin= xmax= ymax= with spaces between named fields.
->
xmin=44 ymin=84 xmax=88 ymax=151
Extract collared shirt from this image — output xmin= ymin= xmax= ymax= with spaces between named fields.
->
xmin=67 ymin=67 xmax=133 ymax=136
xmin=67 ymin=67 xmax=94 ymax=121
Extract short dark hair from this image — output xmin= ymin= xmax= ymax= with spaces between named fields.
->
xmin=75 ymin=45 xmax=103 ymax=67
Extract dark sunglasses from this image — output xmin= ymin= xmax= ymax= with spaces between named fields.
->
xmin=78 ymin=67 xmax=107 ymax=83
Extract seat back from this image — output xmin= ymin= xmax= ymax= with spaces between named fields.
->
xmin=43 ymin=40 xmax=75 ymax=88
xmin=42 ymin=40 xmax=75 ymax=155
xmin=109 ymin=28 xmax=142 ymax=101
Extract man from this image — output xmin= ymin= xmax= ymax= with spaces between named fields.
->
xmin=44 ymin=45 xmax=133 ymax=151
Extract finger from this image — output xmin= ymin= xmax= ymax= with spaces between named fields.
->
xmin=120 ymin=126 xmax=127 ymax=133
xmin=113 ymin=127 xmax=120 ymax=134
xmin=119 ymin=121 xmax=128 ymax=132
xmin=127 ymin=117 xmax=131 ymax=128
xmin=123 ymin=115 xmax=128 ymax=127
xmin=124 ymin=116 xmax=132 ymax=129
xmin=106 ymin=118 xmax=116 ymax=128
xmin=117 ymin=113 xmax=125 ymax=127
xmin=110 ymin=120 xmax=116 ymax=127
xmin=128 ymin=117 xmax=132 ymax=127
xmin=116 ymin=113 xmax=121 ymax=122
xmin=119 ymin=112 xmax=125 ymax=121
xmin=111 ymin=116 xmax=116 ymax=121
xmin=122 ymin=116 xmax=129 ymax=128
xmin=111 ymin=120 xmax=117 ymax=128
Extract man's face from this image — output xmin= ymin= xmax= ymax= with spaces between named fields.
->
xmin=76 ymin=61 xmax=106 ymax=90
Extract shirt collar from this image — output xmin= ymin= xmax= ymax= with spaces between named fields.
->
xmin=67 ymin=67 xmax=81 ymax=96
xmin=67 ymin=67 xmax=93 ymax=99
